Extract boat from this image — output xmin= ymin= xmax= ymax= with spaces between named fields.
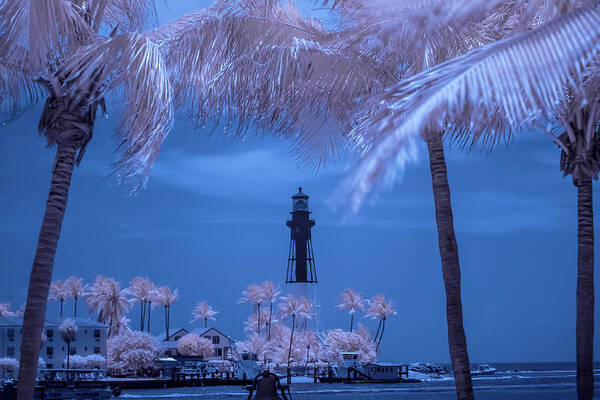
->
xmin=471 ymin=364 xmax=496 ymax=376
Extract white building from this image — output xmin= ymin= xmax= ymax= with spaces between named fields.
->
xmin=0 ymin=317 xmax=109 ymax=369
xmin=157 ymin=327 xmax=235 ymax=361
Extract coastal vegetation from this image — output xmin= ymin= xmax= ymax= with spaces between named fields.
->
xmin=0 ymin=0 xmax=598 ymax=399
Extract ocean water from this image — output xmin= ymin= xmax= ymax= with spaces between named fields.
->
xmin=121 ymin=363 xmax=600 ymax=400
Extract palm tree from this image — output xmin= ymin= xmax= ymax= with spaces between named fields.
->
xmin=278 ymin=295 xmax=313 ymax=384
xmin=128 ymin=277 xmax=155 ymax=331
xmin=59 ymin=319 xmax=77 ymax=369
xmin=145 ymin=288 xmax=160 ymax=333
xmin=84 ymin=276 xmax=133 ymax=337
xmin=49 ymin=280 xmax=69 ymax=318
xmin=0 ymin=303 xmax=15 ymax=317
xmin=322 ymin=2 xmax=571 ymax=398
xmin=335 ymin=288 xmax=365 ymax=332
xmin=191 ymin=301 xmax=219 ymax=329
xmin=239 ymin=284 xmax=266 ymax=334
xmin=261 ymin=281 xmax=281 ymax=340
xmin=64 ymin=277 xmax=86 ymax=318
xmin=157 ymin=286 xmax=179 ymax=340
xmin=365 ymin=295 xmax=396 ymax=351
xmin=344 ymin=5 xmax=600 ymax=398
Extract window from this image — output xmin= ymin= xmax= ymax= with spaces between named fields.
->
xmin=46 ymin=347 xmax=53 ymax=356
xmin=94 ymin=329 xmax=100 ymax=338
xmin=204 ymin=336 xmax=211 ymax=340
xmin=84 ymin=346 xmax=88 ymax=352
xmin=215 ymin=348 xmax=222 ymax=357
xmin=7 ymin=347 xmax=14 ymax=356
xmin=46 ymin=329 xmax=53 ymax=339
xmin=7 ymin=328 xmax=14 ymax=340
xmin=212 ymin=336 xmax=220 ymax=345
xmin=94 ymin=347 xmax=101 ymax=354
xmin=47 ymin=364 xmax=53 ymax=369
xmin=70 ymin=347 xmax=76 ymax=355
xmin=84 ymin=329 xmax=88 ymax=334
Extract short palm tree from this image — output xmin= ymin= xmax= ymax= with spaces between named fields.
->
xmin=59 ymin=319 xmax=77 ymax=369
xmin=278 ymin=295 xmax=312 ymax=384
xmin=157 ymin=286 xmax=179 ymax=340
xmin=84 ymin=276 xmax=133 ymax=337
xmin=191 ymin=301 xmax=219 ymax=329
xmin=365 ymin=294 xmax=396 ymax=351
xmin=64 ymin=277 xmax=86 ymax=318
xmin=335 ymin=288 xmax=365 ymax=332
xmin=49 ymin=280 xmax=69 ymax=318
xmin=239 ymin=284 xmax=266 ymax=334
xmin=345 ymin=4 xmax=600 ymax=399
xmin=261 ymin=281 xmax=281 ymax=340
xmin=128 ymin=277 xmax=156 ymax=331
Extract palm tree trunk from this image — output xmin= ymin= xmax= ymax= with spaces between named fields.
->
xmin=373 ymin=318 xmax=382 ymax=343
xmin=350 ymin=313 xmax=354 ymax=333
xmin=268 ymin=303 xmax=273 ymax=340
xmin=16 ymin=144 xmax=77 ymax=400
xmin=147 ymin=302 xmax=151 ymax=332
xmin=67 ymin=341 xmax=71 ymax=369
xmin=257 ymin=304 xmax=261 ymax=334
xmin=287 ymin=314 xmax=296 ymax=385
xmin=141 ymin=301 xmax=145 ymax=331
xmin=576 ymin=178 xmax=594 ymax=400
xmin=376 ymin=318 xmax=386 ymax=351
xmin=426 ymin=134 xmax=474 ymax=400
xmin=165 ymin=306 xmax=170 ymax=340
xmin=204 ymin=317 xmax=207 ymax=328
xmin=60 ymin=300 xmax=63 ymax=317
xmin=74 ymin=297 xmax=78 ymax=318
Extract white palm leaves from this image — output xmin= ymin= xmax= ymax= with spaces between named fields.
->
xmin=59 ymin=318 xmax=78 ymax=343
xmin=85 ymin=276 xmax=133 ymax=336
xmin=49 ymin=280 xmax=69 ymax=317
xmin=239 ymin=284 xmax=267 ymax=334
xmin=366 ymin=295 xmax=396 ymax=351
xmin=335 ymin=288 xmax=365 ymax=332
xmin=191 ymin=301 xmax=219 ymax=328
xmin=342 ymin=4 xmax=600 ymax=210
xmin=278 ymin=295 xmax=313 ymax=321
xmin=64 ymin=276 xmax=86 ymax=317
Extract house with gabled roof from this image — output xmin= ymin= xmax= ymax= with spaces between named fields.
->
xmin=156 ymin=327 xmax=236 ymax=361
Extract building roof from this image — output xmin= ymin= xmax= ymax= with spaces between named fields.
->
xmin=365 ymin=362 xmax=404 ymax=367
xmin=0 ymin=316 xmax=108 ymax=328
xmin=156 ymin=327 xmax=236 ymax=345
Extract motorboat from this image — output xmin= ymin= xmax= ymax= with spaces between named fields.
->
xmin=471 ymin=364 xmax=496 ymax=376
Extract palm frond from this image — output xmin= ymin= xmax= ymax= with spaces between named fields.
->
xmin=28 ymin=0 xmax=92 ymax=71
xmin=202 ymin=38 xmax=395 ymax=167
xmin=0 ymin=62 xmax=41 ymax=120
xmin=0 ymin=0 xmax=30 ymax=67
xmin=100 ymin=0 xmax=158 ymax=32
xmin=341 ymin=4 xmax=600 ymax=212
xmin=59 ymin=33 xmax=173 ymax=191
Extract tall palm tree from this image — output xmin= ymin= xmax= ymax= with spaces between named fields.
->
xmin=64 ymin=276 xmax=86 ymax=318
xmin=323 ymin=1 xmax=580 ymax=398
xmin=278 ymin=295 xmax=313 ymax=384
xmin=344 ymin=4 xmax=600 ymax=398
xmin=239 ymin=284 xmax=266 ymax=334
xmin=128 ymin=277 xmax=155 ymax=331
xmin=59 ymin=319 xmax=77 ymax=369
xmin=157 ymin=286 xmax=179 ymax=340
xmin=191 ymin=301 xmax=219 ymax=329
xmin=261 ymin=281 xmax=281 ymax=340
xmin=0 ymin=2 xmax=387 ymax=397
xmin=49 ymin=280 xmax=69 ymax=318
xmin=84 ymin=276 xmax=133 ymax=337
xmin=335 ymin=288 xmax=365 ymax=332
xmin=365 ymin=294 xmax=396 ymax=351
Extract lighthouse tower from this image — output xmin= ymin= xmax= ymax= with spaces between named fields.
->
xmin=286 ymin=187 xmax=317 ymax=285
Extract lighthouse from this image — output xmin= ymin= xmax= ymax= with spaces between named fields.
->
xmin=286 ymin=187 xmax=317 ymax=284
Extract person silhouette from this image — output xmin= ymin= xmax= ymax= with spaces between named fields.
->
xmin=245 ymin=370 xmax=290 ymax=400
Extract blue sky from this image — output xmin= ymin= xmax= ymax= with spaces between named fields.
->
xmin=0 ymin=0 xmax=598 ymax=364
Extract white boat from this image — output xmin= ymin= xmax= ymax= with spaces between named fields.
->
xmin=471 ymin=364 xmax=496 ymax=376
